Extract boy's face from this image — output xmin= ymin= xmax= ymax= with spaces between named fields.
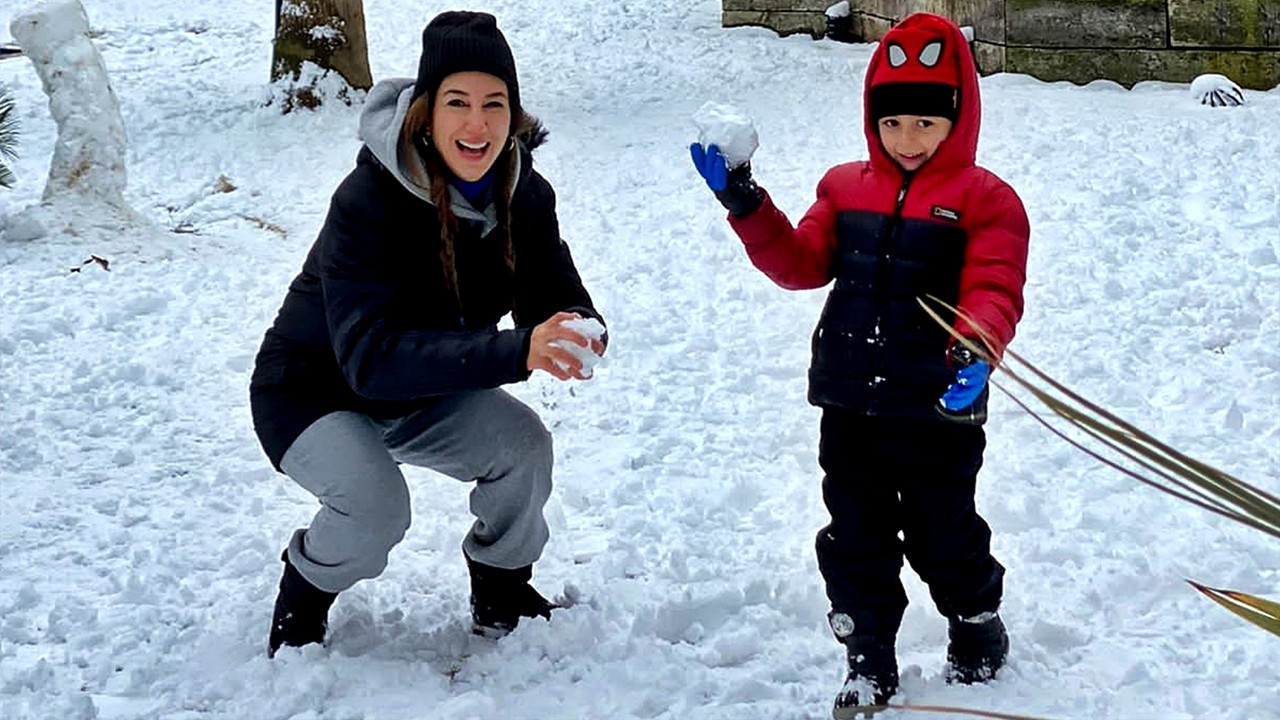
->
xmin=877 ymin=115 xmax=953 ymax=172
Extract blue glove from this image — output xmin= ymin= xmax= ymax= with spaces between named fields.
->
xmin=690 ymin=142 xmax=729 ymax=191
xmin=940 ymin=358 xmax=990 ymax=412
xmin=690 ymin=142 xmax=764 ymax=217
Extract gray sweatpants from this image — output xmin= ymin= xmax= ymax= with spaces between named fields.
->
xmin=278 ymin=389 xmax=553 ymax=593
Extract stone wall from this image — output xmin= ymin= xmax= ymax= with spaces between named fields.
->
xmin=722 ymin=0 xmax=1280 ymax=90
xmin=722 ymin=0 xmax=834 ymax=38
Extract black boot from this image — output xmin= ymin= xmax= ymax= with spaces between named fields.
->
xmin=267 ymin=550 xmax=337 ymax=658
xmin=467 ymin=556 xmax=556 ymax=638
xmin=832 ymin=634 xmax=898 ymax=719
xmin=945 ymin=611 xmax=1009 ymax=684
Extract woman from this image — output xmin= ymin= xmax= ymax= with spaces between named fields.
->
xmin=250 ymin=11 xmax=606 ymax=657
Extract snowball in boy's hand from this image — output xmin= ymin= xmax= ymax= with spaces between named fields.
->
xmin=550 ymin=317 xmax=606 ymax=378
xmin=1190 ymin=74 xmax=1245 ymax=107
xmin=693 ymin=102 xmax=759 ymax=168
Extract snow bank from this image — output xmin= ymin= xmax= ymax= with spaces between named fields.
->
xmin=10 ymin=0 xmax=127 ymax=209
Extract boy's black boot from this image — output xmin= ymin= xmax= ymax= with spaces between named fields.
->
xmin=945 ymin=611 xmax=1009 ymax=684
xmin=267 ymin=550 xmax=337 ymax=658
xmin=829 ymin=612 xmax=899 ymax=719
xmin=467 ymin=556 xmax=556 ymax=638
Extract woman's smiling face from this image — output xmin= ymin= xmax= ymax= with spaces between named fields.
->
xmin=431 ymin=71 xmax=512 ymax=181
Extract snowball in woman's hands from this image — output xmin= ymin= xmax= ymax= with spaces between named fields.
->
xmin=550 ymin=317 xmax=606 ymax=378
xmin=693 ymin=102 xmax=759 ymax=168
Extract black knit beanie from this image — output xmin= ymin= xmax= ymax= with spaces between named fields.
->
xmin=411 ymin=11 xmax=520 ymax=121
xmin=869 ymin=82 xmax=959 ymax=122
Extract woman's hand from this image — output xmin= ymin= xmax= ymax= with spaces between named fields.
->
xmin=527 ymin=312 xmax=601 ymax=381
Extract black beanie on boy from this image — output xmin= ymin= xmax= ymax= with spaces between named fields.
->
xmin=869 ymin=82 xmax=959 ymax=122
xmin=865 ymin=14 xmax=963 ymax=123
xmin=411 ymin=11 xmax=520 ymax=120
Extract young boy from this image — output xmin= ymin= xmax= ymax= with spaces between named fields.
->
xmin=691 ymin=12 xmax=1030 ymax=715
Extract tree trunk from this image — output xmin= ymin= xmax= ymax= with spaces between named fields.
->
xmin=271 ymin=0 xmax=372 ymax=112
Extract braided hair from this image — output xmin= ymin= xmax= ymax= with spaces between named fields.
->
xmin=400 ymin=96 xmax=538 ymax=317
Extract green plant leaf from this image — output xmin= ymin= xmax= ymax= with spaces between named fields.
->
xmin=1187 ymin=581 xmax=1280 ymax=638
xmin=1219 ymin=589 xmax=1280 ymax=618
xmin=916 ymin=295 xmax=1280 ymax=541
xmin=0 ymin=84 xmax=17 ymax=189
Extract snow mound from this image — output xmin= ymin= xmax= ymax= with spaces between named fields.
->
xmin=1190 ymin=73 xmax=1245 ymax=107
xmin=10 ymin=0 xmax=130 ymax=210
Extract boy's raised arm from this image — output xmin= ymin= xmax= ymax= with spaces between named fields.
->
xmin=691 ymin=142 xmax=837 ymax=290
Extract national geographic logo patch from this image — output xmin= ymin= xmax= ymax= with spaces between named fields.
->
xmin=931 ymin=205 xmax=961 ymax=222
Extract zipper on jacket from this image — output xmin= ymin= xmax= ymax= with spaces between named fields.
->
xmin=872 ymin=174 xmax=913 ymax=324
xmin=866 ymin=174 xmax=913 ymax=407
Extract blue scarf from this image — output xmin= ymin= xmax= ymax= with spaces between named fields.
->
xmin=451 ymin=169 xmax=496 ymax=209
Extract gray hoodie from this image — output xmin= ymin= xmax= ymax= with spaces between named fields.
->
xmin=358 ymin=78 xmax=518 ymax=237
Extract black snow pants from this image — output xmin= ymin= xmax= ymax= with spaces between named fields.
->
xmin=815 ymin=408 xmax=1005 ymax=641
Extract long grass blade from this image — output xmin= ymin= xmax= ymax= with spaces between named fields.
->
xmin=999 ymin=389 xmax=1275 ymax=535
xmin=997 ymin=344 xmax=1280 ymax=520
xmin=1003 ymin=352 xmax=1280 ymax=529
xmin=1187 ymin=581 xmax=1280 ymax=637
xmin=1005 ymin=373 xmax=1240 ymax=513
xmin=963 ymin=308 xmax=1280 ymax=519
xmin=916 ymin=296 xmax=1280 ymax=538
xmin=1003 ymin=370 xmax=1278 ymax=529
xmin=1218 ymin=589 xmax=1280 ymax=619
xmin=917 ymin=298 xmax=1246 ymax=515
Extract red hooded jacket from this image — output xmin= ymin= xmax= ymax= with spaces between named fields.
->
xmin=728 ymin=13 xmax=1029 ymax=421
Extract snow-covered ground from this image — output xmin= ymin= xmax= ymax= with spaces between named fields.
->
xmin=1 ymin=1 xmax=1277 ymax=718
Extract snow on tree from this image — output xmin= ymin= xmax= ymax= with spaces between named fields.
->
xmin=9 ymin=0 xmax=129 ymax=210
xmin=271 ymin=0 xmax=372 ymax=112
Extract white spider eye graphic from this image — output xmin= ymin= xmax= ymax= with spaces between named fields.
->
xmin=888 ymin=43 xmax=908 ymax=68
xmin=919 ymin=41 xmax=943 ymax=67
